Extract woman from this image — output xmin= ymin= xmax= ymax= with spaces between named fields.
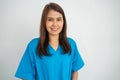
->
xmin=15 ymin=2 xmax=84 ymax=80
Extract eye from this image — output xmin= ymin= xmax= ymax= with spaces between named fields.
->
xmin=57 ymin=18 xmax=63 ymax=21
xmin=47 ymin=18 xmax=53 ymax=21
xmin=47 ymin=17 xmax=53 ymax=21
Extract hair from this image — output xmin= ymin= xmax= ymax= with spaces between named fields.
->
xmin=37 ymin=2 xmax=71 ymax=56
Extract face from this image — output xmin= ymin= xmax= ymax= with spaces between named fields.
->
xmin=46 ymin=10 xmax=64 ymax=36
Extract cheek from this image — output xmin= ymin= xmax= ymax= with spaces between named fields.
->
xmin=46 ymin=21 xmax=50 ymax=27
xmin=46 ymin=22 xmax=52 ymax=30
xmin=60 ymin=22 xmax=64 ymax=28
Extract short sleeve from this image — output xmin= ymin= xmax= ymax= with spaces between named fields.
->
xmin=72 ymin=42 xmax=84 ymax=72
xmin=15 ymin=42 xmax=36 ymax=80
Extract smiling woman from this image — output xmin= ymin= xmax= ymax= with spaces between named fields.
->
xmin=15 ymin=2 xmax=84 ymax=80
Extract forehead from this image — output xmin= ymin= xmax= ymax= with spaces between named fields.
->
xmin=47 ymin=10 xmax=63 ymax=18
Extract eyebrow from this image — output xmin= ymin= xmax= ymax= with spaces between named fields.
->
xmin=47 ymin=17 xmax=63 ymax=18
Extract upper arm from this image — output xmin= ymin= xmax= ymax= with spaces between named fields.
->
xmin=15 ymin=43 xmax=36 ymax=80
xmin=71 ymin=39 xmax=84 ymax=72
xmin=72 ymin=71 xmax=78 ymax=80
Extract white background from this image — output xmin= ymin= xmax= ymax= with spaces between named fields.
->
xmin=0 ymin=0 xmax=120 ymax=80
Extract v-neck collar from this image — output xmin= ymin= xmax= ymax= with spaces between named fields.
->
xmin=48 ymin=44 xmax=60 ymax=52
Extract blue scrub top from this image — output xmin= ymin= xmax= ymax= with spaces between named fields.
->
xmin=15 ymin=37 xmax=84 ymax=80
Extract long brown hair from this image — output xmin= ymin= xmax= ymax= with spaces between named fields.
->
xmin=37 ymin=2 xmax=71 ymax=56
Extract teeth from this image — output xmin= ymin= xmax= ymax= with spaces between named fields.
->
xmin=51 ymin=28 xmax=58 ymax=31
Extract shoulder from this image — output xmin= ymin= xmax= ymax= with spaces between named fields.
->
xmin=67 ymin=37 xmax=78 ymax=48
xmin=67 ymin=37 xmax=76 ymax=45
xmin=29 ymin=37 xmax=39 ymax=43
xmin=28 ymin=37 xmax=39 ymax=48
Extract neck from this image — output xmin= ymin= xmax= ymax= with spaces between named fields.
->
xmin=49 ymin=35 xmax=59 ymax=43
xmin=49 ymin=35 xmax=59 ymax=50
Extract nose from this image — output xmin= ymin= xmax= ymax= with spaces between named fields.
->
xmin=53 ymin=20 xmax=57 ymax=26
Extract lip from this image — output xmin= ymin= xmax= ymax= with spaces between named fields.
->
xmin=51 ymin=28 xmax=58 ymax=31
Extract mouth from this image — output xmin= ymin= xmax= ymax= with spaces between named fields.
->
xmin=51 ymin=28 xmax=58 ymax=31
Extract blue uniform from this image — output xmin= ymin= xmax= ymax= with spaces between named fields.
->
xmin=15 ymin=38 xmax=84 ymax=80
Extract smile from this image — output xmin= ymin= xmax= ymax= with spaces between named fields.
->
xmin=51 ymin=28 xmax=58 ymax=31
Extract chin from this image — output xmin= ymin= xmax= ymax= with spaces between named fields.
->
xmin=49 ymin=33 xmax=60 ymax=36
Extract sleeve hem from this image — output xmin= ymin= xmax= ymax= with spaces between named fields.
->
xmin=15 ymin=73 xmax=34 ymax=80
xmin=72 ymin=63 xmax=85 ymax=72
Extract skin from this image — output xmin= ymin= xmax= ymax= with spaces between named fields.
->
xmin=72 ymin=72 xmax=78 ymax=80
